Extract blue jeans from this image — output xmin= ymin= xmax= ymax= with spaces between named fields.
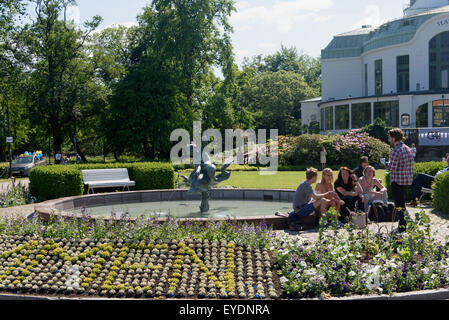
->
xmin=411 ymin=173 xmax=434 ymax=201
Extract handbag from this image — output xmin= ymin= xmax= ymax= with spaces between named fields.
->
xmin=368 ymin=201 xmax=398 ymax=222
xmin=350 ymin=211 xmax=367 ymax=228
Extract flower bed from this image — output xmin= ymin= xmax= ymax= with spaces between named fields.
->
xmin=274 ymin=210 xmax=449 ymax=298
xmin=0 ymin=236 xmax=280 ymax=299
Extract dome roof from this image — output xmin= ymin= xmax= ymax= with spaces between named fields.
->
xmin=322 ymin=5 xmax=449 ymax=59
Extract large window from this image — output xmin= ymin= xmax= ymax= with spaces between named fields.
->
xmin=374 ymin=101 xmax=399 ymax=127
xmin=321 ymin=108 xmax=325 ymax=130
xmin=397 ymin=55 xmax=409 ymax=93
xmin=429 ymin=31 xmax=449 ymax=90
xmin=416 ymin=103 xmax=428 ymax=128
xmin=432 ymin=99 xmax=449 ymax=127
xmin=351 ymin=103 xmax=371 ymax=129
xmin=375 ymin=59 xmax=383 ymax=95
xmin=364 ymin=64 xmax=368 ymax=96
xmin=335 ymin=105 xmax=349 ymax=130
xmin=325 ymin=106 xmax=334 ymax=130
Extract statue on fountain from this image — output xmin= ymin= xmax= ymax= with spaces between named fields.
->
xmin=181 ymin=144 xmax=233 ymax=213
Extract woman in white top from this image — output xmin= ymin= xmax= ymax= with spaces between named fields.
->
xmin=320 ymin=147 xmax=327 ymax=171
xmin=355 ymin=166 xmax=388 ymax=213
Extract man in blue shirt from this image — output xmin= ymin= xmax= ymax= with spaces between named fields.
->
xmin=288 ymin=167 xmax=337 ymax=231
xmin=410 ymin=154 xmax=449 ymax=206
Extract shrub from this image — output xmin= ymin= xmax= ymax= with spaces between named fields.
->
xmin=432 ymin=171 xmax=449 ymax=213
xmin=281 ymin=130 xmax=390 ymax=168
xmin=29 ymin=162 xmax=175 ymax=200
xmin=0 ymin=162 xmax=9 ymax=177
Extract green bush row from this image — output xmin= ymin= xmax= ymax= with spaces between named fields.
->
xmin=384 ymin=161 xmax=447 ymax=202
xmin=29 ymin=162 xmax=175 ymax=200
xmin=433 ymin=171 xmax=449 ymax=213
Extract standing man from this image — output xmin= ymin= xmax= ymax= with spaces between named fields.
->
xmin=55 ymin=151 xmax=62 ymax=164
xmin=388 ymin=129 xmax=414 ymax=233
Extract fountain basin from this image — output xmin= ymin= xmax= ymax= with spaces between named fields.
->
xmin=34 ymin=189 xmax=295 ymax=229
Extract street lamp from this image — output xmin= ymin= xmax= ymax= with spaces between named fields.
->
xmin=1 ymin=71 xmax=12 ymax=178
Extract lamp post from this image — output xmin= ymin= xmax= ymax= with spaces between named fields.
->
xmin=1 ymin=71 xmax=12 ymax=178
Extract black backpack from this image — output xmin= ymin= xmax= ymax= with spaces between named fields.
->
xmin=368 ymin=202 xmax=398 ymax=222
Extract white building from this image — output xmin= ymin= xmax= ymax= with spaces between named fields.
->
xmin=302 ymin=0 xmax=449 ymax=134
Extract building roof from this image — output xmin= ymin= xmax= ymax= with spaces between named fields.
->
xmin=300 ymin=96 xmax=322 ymax=103
xmin=322 ymin=5 xmax=449 ymax=59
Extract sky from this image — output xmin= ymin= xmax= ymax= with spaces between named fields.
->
xmin=64 ymin=0 xmax=410 ymax=65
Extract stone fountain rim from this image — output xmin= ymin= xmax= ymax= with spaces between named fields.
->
xmin=33 ymin=188 xmax=295 ymax=229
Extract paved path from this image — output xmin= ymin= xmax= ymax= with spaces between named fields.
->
xmin=275 ymin=205 xmax=449 ymax=244
xmin=0 ymin=178 xmax=29 ymax=195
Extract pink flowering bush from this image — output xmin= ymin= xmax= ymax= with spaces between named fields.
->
xmin=281 ymin=130 xmax=390 ymax=167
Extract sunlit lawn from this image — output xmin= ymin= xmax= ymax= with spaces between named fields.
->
xmin=177 ymin=170 xmax=387 ymax=190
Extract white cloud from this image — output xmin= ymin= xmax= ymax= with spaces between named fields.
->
xmin=257 ymin=42 xmax=276 ymax=49
xmin=231 ymin=0 xmax=334 ymax=34
xmin=351 ymin=5 xmax=388 ymax=29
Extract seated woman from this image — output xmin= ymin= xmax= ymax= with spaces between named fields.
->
xmin=315 ymin=168 xmax=345 ymax=213
xmin=355 ymin=165 xmax=388 ymax=212
xmin=334 ymin=167 xmax=363 ymax=221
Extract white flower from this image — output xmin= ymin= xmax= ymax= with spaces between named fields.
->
xmin=348 ymin=271 xmax=356 ymax=277
xmin=280 ymin=276 xmax=288 ymax=284
xmin=300 ymin=261 xmax=307 ymax=268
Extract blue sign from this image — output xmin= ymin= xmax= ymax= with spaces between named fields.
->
xmin=419 ymin=128 xmax=449 ymax=146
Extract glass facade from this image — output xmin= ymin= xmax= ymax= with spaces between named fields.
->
xmin=351 ymin=103 xmax=371 ymax=129
xmin=432 ymin=99 xmax=449 ymax=127
xmin=375 ymin=59 xmax=383 ymax=95
xmin=374 ymin=101 xmax=399 ymax=127
xmin=325 ymin=106 xmax=334 ymax=131
xmin=335 ymin=104 xmax=349 ymax=130
xmin=397 ymin=55 xmax=409 ymax=93
xmin=321 ymin=108 xmax=325 ymax=130
xmin=429 ymin=32 xmax=449 ymax=90
xmin=416 ymin=103 xmax=428 ymax=128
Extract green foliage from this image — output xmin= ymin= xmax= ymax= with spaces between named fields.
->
xmin=29 ymin=162 xmax=175 ymax=200
xmin=432 ymin=172 xmax=449 ymax=213
xmin=281 ymin=131 xmax=390 ymax=168
xmin=362 ymin=118 xmax=393 ymax=144
xmin=0 ymin=181 xmax=36 ymax=208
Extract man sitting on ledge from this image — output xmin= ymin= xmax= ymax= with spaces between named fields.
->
xmin=409 ymin=154 xmax=449 ymax=206
xmin=288 ymin=167 xmax=336 ymax=231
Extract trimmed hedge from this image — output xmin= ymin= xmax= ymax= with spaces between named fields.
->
xmin=384 ymin=161 xmax=447 ymax=201
xmin=29 ymin=162 xmax=175 ymax=200
xmin=433 ymin=171 xmax=449 ymax=214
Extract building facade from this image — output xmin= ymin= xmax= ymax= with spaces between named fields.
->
xmin=302 ymin=0 xmax=449 ymax=135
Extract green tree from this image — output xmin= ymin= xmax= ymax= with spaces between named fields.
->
xmin=362 ymin=118 xmax=393 ymax=144
xmin=243 ymin=45 xmax=321 ymax=93
xmin=241 ymin=71 xmax=315 ymax=135
xmin=20 ymin=0 xmax=103 ymax=156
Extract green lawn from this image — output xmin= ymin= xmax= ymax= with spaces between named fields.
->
xmin=177 ymin=170 xmax=387 ymax=190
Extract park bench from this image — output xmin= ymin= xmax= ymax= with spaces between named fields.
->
xmin=82 ymin=168 xmax=135 ymax=194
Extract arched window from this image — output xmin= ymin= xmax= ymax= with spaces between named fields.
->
xmin=429 ymin=31 xmax=449 ymax=90
xmin=432 ymin=99 xmax=449 ymax=127
xmin=401 ymin=113 xmax=410 ymax=127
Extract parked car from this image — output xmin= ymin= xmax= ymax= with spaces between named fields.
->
xmin=11 ymin=155 xmax=46 ymax=177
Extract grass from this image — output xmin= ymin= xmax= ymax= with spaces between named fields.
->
xmin=177 ymin=170 xmax=387 ymax=190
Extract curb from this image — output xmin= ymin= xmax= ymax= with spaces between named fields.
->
xmin=1 ymin=287 xmax=449 ymax=300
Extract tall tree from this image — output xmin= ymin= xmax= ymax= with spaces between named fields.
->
xmin=20 ymin=0 xmax=102 ymax=155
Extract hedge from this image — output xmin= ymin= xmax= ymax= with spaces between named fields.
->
xmin=433 ymin=171 xmax=449 ymax=213
xmin=29 ymin=162 xmax=175 ymax=200
xmin=384 ymin=161 xmax=447 ymax=201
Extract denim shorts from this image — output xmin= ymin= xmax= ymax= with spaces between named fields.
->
xmin=289 ymin=201 xmax=315 ymax=224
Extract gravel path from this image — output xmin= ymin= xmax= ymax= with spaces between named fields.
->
xmin=277 ymin=205 xmax=449 ymax=244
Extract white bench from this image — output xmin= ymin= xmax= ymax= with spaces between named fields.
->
xmin=82 ymin=168 xmax=135 ymax=194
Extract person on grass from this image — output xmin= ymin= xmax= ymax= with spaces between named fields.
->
xmin=288 ymin=167 xmax=336 ymax=231
xmin=320 ymin=147 xmax=327 ymax=171
xmin=315 ymin=168 xmax=345 ymax=213
xmin=355 ymin=165 xmax=388 ymax=213
xmin=354 ymin=156 xmax=369 ymax=178
xmin=409 ymin=154 xmax=449 ymax=206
